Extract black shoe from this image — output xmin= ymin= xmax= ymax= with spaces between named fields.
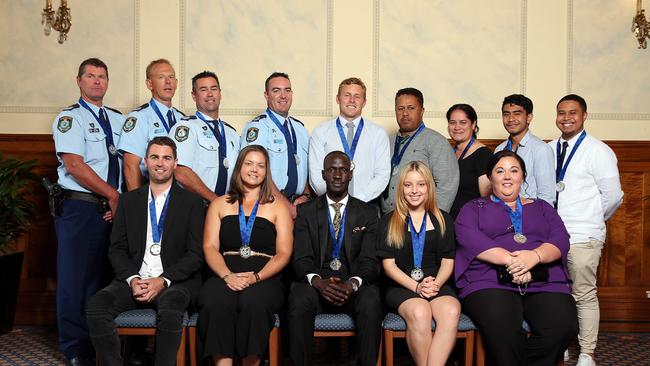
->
xmin=66 ymin=356 xmax=95 ymax=366
xmin=128 ymin=351 xmax=152 ymax=366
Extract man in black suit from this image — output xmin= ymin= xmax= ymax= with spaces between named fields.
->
xmin=289 ymin=150 xmax=383 ymax=366
xmin=86 ymin=136 xmax=204 ymax=366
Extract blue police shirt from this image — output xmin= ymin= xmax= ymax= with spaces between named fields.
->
xmin=240 ymin=109 xmax=309 ymax=194
xmin=52 ymin=102 xmax=125 ymax=193
xmin=171 ymin=112 xmax=240 ymax=192
xmin=117 ymin=98 xmax=185 ymax=176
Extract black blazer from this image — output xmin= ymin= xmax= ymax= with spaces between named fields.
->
xmin=108 ymin=182 xmax=205 ymax=298
xmin=292 ymin=195 xmax=380 ymax=285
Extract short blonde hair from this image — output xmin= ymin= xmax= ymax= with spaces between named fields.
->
xmin=337 ymin=77 xmax=366 ymax=99
xmin=145 ymin=58 xmax=174 ymax=79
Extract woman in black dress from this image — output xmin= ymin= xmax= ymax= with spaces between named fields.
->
xmin=447 ymin=103 xmax=492 ymax=218
xmin=198 ymin=145 xmax=293 ymax=366
xmin=378 ymin=161 xmax=459 ymax=366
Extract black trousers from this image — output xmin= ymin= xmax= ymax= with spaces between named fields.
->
xmin=288 ymin=282 xmax=383 ymax=366
xmin=86 ymin=280 xmax=190 ymax=366
xmin=463 ymin=289 xmax=578 ymax=366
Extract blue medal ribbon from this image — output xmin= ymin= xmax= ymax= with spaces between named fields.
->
xmin=492 ymin=196 xmax=524 ymax=237
xmin=556 ymin=130 xmax=587 ymax=183
xmin=78 ymin=98 xmax=119 ymax=188
xmin=505 ymin=138 xmax=516 ymax=152
xmin=327 ymin=205 xmax=347 ymax=261
xmin=149 ymin=189 xmax=171 ymax=244
xmin=335 ymin=117 xmax=364 ymax=161
xmin=149 ymin=98 xmax=174 ymax=133
xmin=391 ymin=123 xmax=425 ymax=169
xmin=408 ymin=212 xmax=427 ymax=271
xmin=454 ymin=137 xmax=475 ymax=160
xmin=238 ymin=200 xmax=260 ymax=247
xmin=266 ymin=108 xmax=298 ymax=196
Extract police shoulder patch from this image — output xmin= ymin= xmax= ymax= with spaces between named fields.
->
xmin=174 ymin=125 xmax=190 ymax=142
xmin=123 ymin=117 xmax=137 ymax=132
xmin=57 ymin=116 xmax=73 ymax=133
xmin=246 ymin=127 xmax=259 ymax=142
xmin=252 ymin=114 xmax=267 ymax=122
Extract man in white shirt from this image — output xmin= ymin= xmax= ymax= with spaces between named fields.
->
xmin=86 ymin=137 xmax=204 ymax=366
xmin=549 ymin=94 xmax=623 ymax=366
xmin=309 ymin=77 xmax=391 ymax=203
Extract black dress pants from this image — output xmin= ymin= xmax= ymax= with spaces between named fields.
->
xmin=86 ymin=280 xmax=190 ymax=366
xmin=463 ymin=289 xmax=578 ymax=366
xmin=288 ymin=282 xmax=383 ymax=366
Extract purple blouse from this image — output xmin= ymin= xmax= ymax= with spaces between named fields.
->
xmin=454 ymin=197 xmax=571 ymax=298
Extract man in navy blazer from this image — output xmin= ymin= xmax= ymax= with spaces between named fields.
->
xmin=86 ymin=136 xmax=204 ymax=366
xmin=289 ymin=151 xmax=383 ymax=366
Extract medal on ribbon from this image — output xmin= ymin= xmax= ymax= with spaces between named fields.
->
xmin=555 ymin=130 xmax=587 ymax=193
xmin=327 ymin=205 xmax=347 ymax=271
xmin=238 ymin=200 xmax=260 ymax=258
xmin=408 ymin=212 xmax=427 ymax=281
xmin=493 ymin=196 xmax=527 ymax=244
xmin=149 ymin=189 xmax=171 ymax=256
xmin=335 ymin=118 xmax=364 ymax=169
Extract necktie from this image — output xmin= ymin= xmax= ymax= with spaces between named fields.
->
xmin=283 ymin=119 xmax=298 ymax=197
xmin=213 ymin=121 xmax=227 ymax=196
xmin=166 ymin=109 xmax=176 ymax=129
xmin=554 ymin=141 xmax=569 ymax=209
xmin=99 ymin=108 xmax=119 ymax=189
xmin=331 ymin=202 xmax=343 ymax=239
xmin=345 ymin=122 xmax=355 ymax=195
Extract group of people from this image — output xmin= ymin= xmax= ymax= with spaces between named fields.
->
xmin=50 ymin=57 xmax=623 ymax=366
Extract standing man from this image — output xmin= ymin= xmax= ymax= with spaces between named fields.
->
xmin=380 ymin=87 xmax=458 ymax=214
xmin=309 ymin=77 xmax=391 ymax=203
xmin=171 ymin=71 xmax=240 ymax=202
xmin=86 ymin=137 xmax=204 ymax=366
xmin=550 ymin=94 xmax=623 ymax=366
xmin=51 ymin=57 xmax=124 ymax=366
xmin=495 ymin=94 xmax=555 ymax=205
xmin=241 ymin=72 xmax=310 ymax=206
xmin=118 ymin=59 xmax=186 ymax=191
xmin=289 ymin=151 xmax=383 ymax=366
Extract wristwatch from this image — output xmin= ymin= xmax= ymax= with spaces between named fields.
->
xmin=350 ymin=280 xmax=359 ymax=292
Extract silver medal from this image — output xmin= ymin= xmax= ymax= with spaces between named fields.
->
xmin=556 ymin=181 xmax=565 ymax=192
xmin=410 ymin=268 xmax=424 ymax=281
xmin=514 ymin=233 xmax=527 ymax=244
xmin=150 ymin=243 xmax=161 ymax=256
xmin=239 ymin=246 xmax=251 ymax=258
xmin=222 ymin=158 xmax=229 ymax=169
xmin=350 ymin=161 xmax=355 ymax=170
xmin=329 ymin=258 xmax=342 ymax=271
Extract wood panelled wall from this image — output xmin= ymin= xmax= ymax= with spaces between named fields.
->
xmin=1 ymin=134 xmax=649 ymax=331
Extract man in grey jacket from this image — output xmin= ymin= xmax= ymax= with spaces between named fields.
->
xmin=380 ymin=88 xmax=459 ymax=214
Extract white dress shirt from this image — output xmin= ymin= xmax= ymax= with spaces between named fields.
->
xmin=548 ymin=131 xmax=623 ymax=244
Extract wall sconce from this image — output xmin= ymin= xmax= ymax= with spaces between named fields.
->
xmin=632 ymin=0 xmax=649 ymax=48
xmin=41 ymin=0 xmax=71 ymax=44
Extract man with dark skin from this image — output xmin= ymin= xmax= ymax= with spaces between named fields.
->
xmin=289 ymin=151 xmax=382 ymax=366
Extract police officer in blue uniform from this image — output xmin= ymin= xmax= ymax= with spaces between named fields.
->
xmin=51 ymin=58 xmax=125 ymax=366
xmin=171 ymin=71 xmax=240 ymax=202
xmin=118 ymin=59 xmax=185 ymax=191
xmin=240 ymin=72 xmax=310 ymax=209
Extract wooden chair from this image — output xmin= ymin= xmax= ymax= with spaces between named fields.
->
xmin=313 ymin=313 xmax=382 ymax=366
xmin=382 ymin=312 xmax=476 ymax=366
xmin=113 ymin=309 xmax=187 ymax=366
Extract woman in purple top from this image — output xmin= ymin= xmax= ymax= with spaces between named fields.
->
xmin=455 ymin=150 xmax=577 ymax=366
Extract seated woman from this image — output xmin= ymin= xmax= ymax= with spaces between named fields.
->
xmin=446 ymin=103 xmax=492 ymax=219
xmin=198 ymin=145 xmax=293 ymax=366
xmin=378 ymin=161 xmax=460 ymax=366
xmin=455 ymin=150 xmax=577 ymax=366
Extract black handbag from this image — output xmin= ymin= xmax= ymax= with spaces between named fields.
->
xmin=496 ymin=264 xmax=549 ymax=285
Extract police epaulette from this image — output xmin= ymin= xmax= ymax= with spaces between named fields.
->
xmin=291 ymin=116 xmax=304 ymax=126
xmin=133 ymin=103 xmax=150 ymax=112
xmin=252 ymin=114 xmax=267 ymax=122
xmin=173 ymin=108 xmax=186 ymax=117
xmin=63 ymin=103 xmax=80 ymax=111
xmin=181 ymin=115 xmax=197 ymax=121
xmin=223 ymin=121 xmax=237 ymax=132
xmin=104 ymin=106 xmax=123 ymax=115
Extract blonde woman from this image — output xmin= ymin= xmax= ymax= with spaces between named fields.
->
xmin=378 ymin=161 xmax=460 ymax=366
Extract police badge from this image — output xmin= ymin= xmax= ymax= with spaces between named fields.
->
xmin=246 ymin=127 xmax=259 ymax=142
xmin=123 ymin=117 xmax=137 ymax=132
xmin=57 ymin=116 xmax=73 ymax=133
xmin=174 ymin=125 xmax=190 ymax=142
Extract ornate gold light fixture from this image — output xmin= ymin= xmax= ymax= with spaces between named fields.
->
xmin=632 ymin=0 xmax=649 ymax=49
xmin=42 ymin=0 xmax=71 ymax=44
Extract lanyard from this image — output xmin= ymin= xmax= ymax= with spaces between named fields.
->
xmin=505 ymin=138 xmax=518 ymax=153
xmin=149 ymin=189 xmax=171 ymax=244
xmin=335 ymin=117 xmax=364 ymax=161
xmin=556 ymin=130 xmax=587 ymax=182
xmin=408 ymin=212 xmax=427 ymax=269
xmin=266 ymin=108 xmax=297 ymax=155
xmin=78 ymin=98 xmax=114 ymax=145
xmin=454 ymin=137 xmax=475 ymax=160
xmin=195 ymin=111 xmax=226 ymax=158
xmin=238 ymin=200 xmax=260 ymax=247
xmin=493 ymin=196 xmax=524 ymax=234
xmin=327 ymin=205 xmax=347 ymax=260
xmin=149 ymin=98 xmax=173 ymax=133
xmin=391 ymin=123 xmax=425 ymax=168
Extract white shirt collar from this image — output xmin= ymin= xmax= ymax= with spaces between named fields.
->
xmin=326 ymin=194 xmax=349 ymax=207
xmin=338 ymin=115 xmax=362 ymax=127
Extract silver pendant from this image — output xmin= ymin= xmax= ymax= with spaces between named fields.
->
xmin=410 ymin=268 xmax=424 ymax=281
xmin=222 ymin=158 xmax=229 ymax=169
xmin=329 ymin=258 xmax=342 ymax=271
xmin=556 ymin=181 xmax=565 ymax=192
xmin=514 ymin=233 xmax=527 ymax=244
xmin=239 ymin=246 xmax=251 ymax=258
xmin=150 ymin=243 xmax=161 ymax=256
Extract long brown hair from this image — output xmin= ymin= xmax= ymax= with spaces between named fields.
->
xmin=387 ymin=161 xmax=446 ymax=249
xmin=226 ymin=145 xmax=275 ymax=204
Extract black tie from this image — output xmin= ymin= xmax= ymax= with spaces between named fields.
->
xmin=213 ymin=121 xmax=227 ymax=196
xmin=166 ymin=109 xmax=176 ymax=129
xmin=99 ymin=109 xmax=119 ymax=189
xmin=554 ymin=141 xmax=569 ymax=209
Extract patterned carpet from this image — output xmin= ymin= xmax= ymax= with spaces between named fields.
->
xmin=0 ymin=326 xmax=648 ymax=365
